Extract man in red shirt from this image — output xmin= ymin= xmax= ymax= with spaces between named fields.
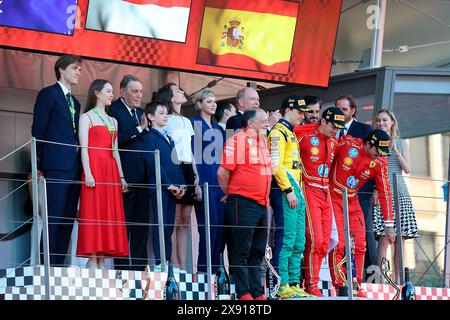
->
xmin=328 ymin=129 xmax=394 ymax=298
xmin=218 ymin=109 xmax=272 ymax=300
xmin=294 ymin=107 xmax=345 ymax=297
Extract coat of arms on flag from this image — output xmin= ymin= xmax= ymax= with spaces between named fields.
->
xmin=221 ymin=17 xmax=244 ymax=49
xmin=197 ymin=0 xmax=299 ymax=74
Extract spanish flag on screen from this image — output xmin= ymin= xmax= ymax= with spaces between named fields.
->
xmin=197 ymin=0 xmax=299 ymax=74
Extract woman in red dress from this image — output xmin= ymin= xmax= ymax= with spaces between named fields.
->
xmin=77 ymin=79 xmax=129 ymax=269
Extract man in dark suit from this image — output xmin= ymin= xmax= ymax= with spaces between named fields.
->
xmin=335 ymin=95 xmax=376 ymax=280
xmin=109 ymin=75 xmax=149 ymax=271
xmin=226 ymin=87 xmax=260 ymax=130
xmin=31 ymin=55 xmax=83 ymax=266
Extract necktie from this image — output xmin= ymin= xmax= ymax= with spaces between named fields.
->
xmin=338 ymin=128 xmax=346 ymax=138
xmin=131 ymin=108 xmax=140 ymax=126
xmin=163 ymin=130 xmax=172 ymax=144
xmin=66 ymin=92 xmax=76 ymax=133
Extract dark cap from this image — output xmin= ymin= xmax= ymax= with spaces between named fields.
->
xmin=281 ymin=95 xmax=310 ymax=112
xmin=321 ymin=107 xmax=345 ymax=129
xmin=366 ymin=129 xmax=391 ymax=156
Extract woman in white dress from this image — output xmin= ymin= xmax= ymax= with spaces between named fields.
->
xmin=154 ymin=83 xmax=202 ymax=271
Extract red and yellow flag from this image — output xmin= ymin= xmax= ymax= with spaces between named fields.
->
xmin=197 ymin=0 xmax=299 ymax=74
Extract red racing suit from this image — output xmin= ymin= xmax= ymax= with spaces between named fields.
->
xmin=294 ymin=123 xmax=338 ymax=287
xmin=328 ymin=135 xmax=393 ymax=288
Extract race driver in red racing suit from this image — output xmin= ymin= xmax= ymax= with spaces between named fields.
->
xmin=294 ymin=107 xmax=345 ymax=297
xmin=328 ymin=129 xmax=394 ymax=298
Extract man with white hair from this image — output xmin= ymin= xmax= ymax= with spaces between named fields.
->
xmin=226 ymin=87 xmax=260 ymax=130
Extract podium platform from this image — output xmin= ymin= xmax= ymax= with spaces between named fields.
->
xmin=1 ymin=266 xmax=449 ymax=300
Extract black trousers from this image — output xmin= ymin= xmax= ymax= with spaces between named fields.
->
xmin=42 ymin=164 xmax=81 ymax=266
xmin=114 ymin=181 xmax=150 ymax=271
xmin=225 ymin=195 xmax=267 ymax=299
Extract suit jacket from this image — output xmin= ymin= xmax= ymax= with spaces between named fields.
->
xmin=347 ymin=120 xmax=372 ymax=139
xmin=346 ymin=119 xmax=374 ymax=200
xmin=225 ymin=112 xmax=244 ymax=130
xmin=109 ymin=98 xmax=148 ymax=183
xmin=31 ymin=83 xmax=80 ymax=172
xmin=144 ymin=128 xmax=185 ymax=194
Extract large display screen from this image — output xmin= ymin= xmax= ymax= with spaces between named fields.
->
xmin=0 ymin=0 xmax=342 ymax=87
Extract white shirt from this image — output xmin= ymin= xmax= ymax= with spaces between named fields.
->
xmin=153 ymin=127 xmax=171 ymax=143
xmin=121 ymin=98 xmax=143 ymax=133
xmin=166 ymin=114 xmax=194 ymax=163
xmin=344 ymin=118 xmax=354 ymax=134
xmin=58 ymin=81 xmax=71 ymax=97
xmin=337 ymin=118 xmax=353 ymax=138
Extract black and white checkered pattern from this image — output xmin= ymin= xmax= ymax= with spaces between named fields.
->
xmin=0 ymin=266 xmax=235 ymax=300
xmin=1 ymin=266 xmax=337 ymax=300
xmin=318 ymin=280 xmax=334 ymax=297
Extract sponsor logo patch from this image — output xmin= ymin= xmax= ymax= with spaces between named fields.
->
xmin=346 ymin=176 xmax=359 ymax=188
xmin=318 ymin=164 xmax=329 ymax=177
xmin=348 ymin=148 xmax=359 ymax=158
xmin=344 ymin=157 xmax=353 ymax=166
xmin=311 ymin=147 xmax=319 ymax=155
xmin=310 ymin=137 xmax=319 ymax=146
xmin=361 ymin=169 xmax=371 ymax=179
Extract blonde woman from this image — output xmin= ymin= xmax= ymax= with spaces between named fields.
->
xmin=191 ymin=89 xmax=225 ymax=273
xmin=372 ymin=109 xmax=419 ymax=281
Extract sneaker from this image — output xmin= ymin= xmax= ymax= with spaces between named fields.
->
xmin=254 ymin=295 xmax=268 ymax=300
xmin=238 ymin=293 xmax=254 ymax=300
xmin=290 ymin=284 xmax=314 ymax=298
xmin=276 ymin=284 xmax=297 ymax=299
xmin=356 ymin=288 xmax=368 ymax=298
xmin=153 ymin=264 xmax=162 ymax=272
xmin=305 ymin=284 xmax=324 ymax=297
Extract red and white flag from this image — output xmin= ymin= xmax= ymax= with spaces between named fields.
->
xmin=86 ymin=0 xmax=191 ymax=42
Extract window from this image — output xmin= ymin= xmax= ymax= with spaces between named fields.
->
xmin=409 ymin=136 xmax=430 ymax=177
xmin=442 ymin=132 xmax=450 ymax=180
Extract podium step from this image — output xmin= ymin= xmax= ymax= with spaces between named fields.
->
xmin=0 ymin=266 xmax=211 ymax=300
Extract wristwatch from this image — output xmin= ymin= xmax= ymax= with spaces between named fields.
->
xmin=283 ymin=187 xmax=293 ymax=194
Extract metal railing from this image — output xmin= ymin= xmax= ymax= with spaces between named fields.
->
xmin=1 ymin=137 xmax=450 ymax=300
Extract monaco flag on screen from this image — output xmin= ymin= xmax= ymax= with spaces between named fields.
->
xmin=86 ymin=0 xmax=191 ymax=42
xmin=0 ymin=0 xmax=78 ymax=35
xmin=197 ymin=0 xmax=298 ymax=74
